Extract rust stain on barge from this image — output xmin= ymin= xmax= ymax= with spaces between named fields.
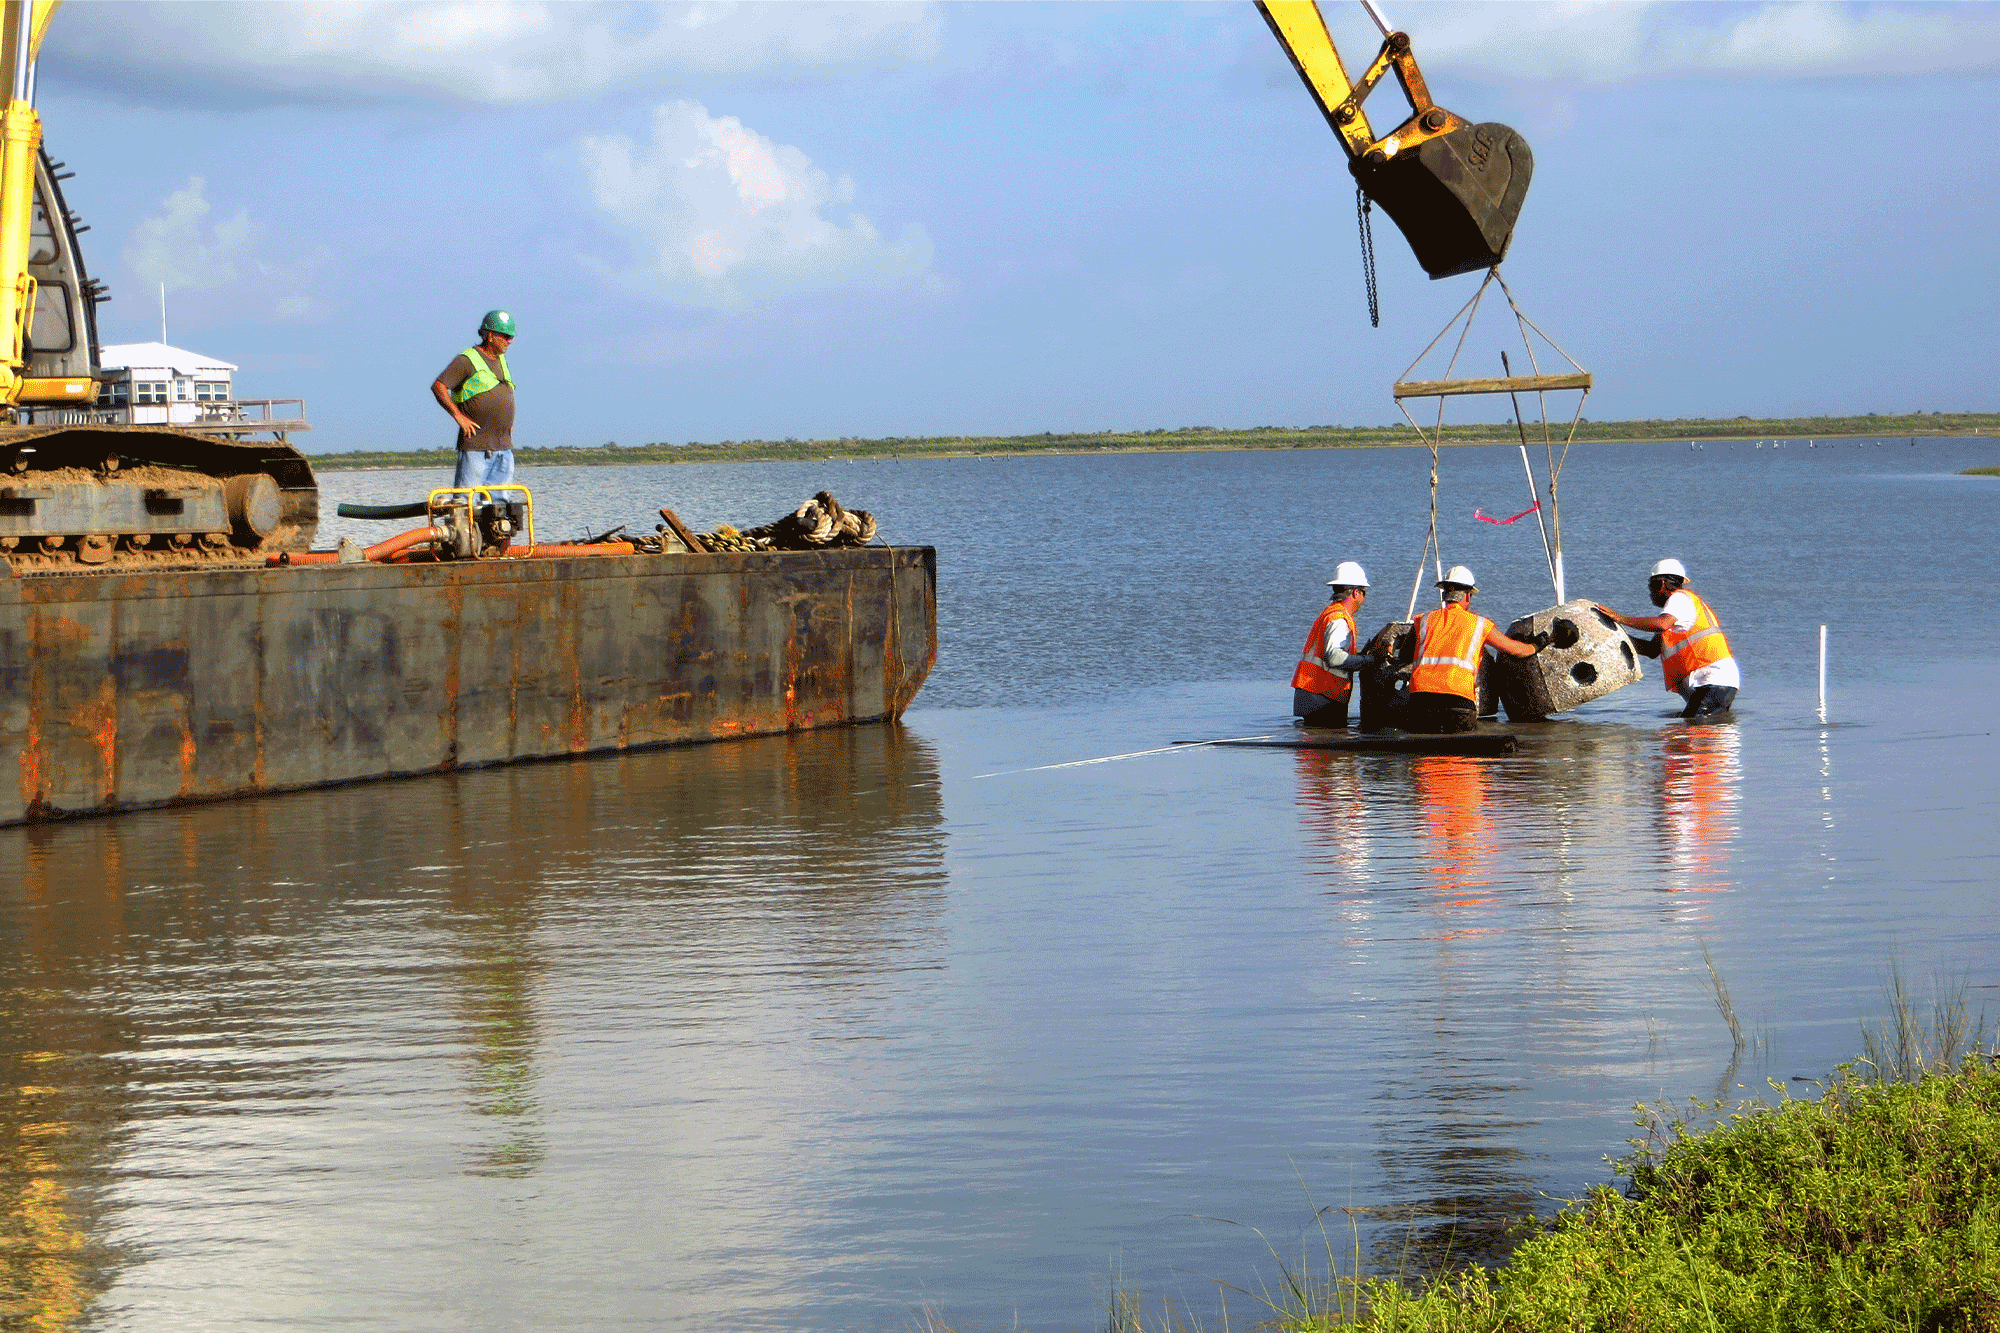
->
xmin=1 ymin=546 xmax=936 ymax=825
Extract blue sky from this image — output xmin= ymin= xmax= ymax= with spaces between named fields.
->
xmin=36 ymin=1 xmax=2000 ymax=454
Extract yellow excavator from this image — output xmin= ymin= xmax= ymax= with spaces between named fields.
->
xmin=0 ymin=0 xmax=1518 ymax=575
xmin=0 ymin=0 xmax=315 ymax=570
xmin=1258 ymin=0 xmax=1532 ymax=280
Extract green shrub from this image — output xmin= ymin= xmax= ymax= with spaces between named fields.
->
xmin=1294 ymin=1059 xmax=2000 ymax=1332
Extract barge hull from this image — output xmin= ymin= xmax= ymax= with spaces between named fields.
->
xmin=1 ymin=546 xmax=937 ymax=825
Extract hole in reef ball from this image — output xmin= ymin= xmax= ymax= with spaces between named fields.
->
xmin=1592 ymin=607 xmax=1619 ymax=631
xmin=1570 ymin=661 xmax=1599 ymax=686
xmin=1620 ymin=641 xmax=1635 ymax=669
xmin=1550 ymin=618 xmax=1582 ymax=650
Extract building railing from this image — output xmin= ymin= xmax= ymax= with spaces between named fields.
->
xmin=20 ymin=398 xmax=311 ymax=435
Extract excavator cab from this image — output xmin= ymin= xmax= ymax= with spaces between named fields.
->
xmin=1259 ymin=1 xmax=1532 ymax=279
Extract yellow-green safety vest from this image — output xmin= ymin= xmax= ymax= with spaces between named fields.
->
xmin=452 ymin=347 xmax=514 ymax=404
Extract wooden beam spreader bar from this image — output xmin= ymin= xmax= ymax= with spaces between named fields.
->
xmin=1393 ymin=372 xmax=1592 ymax=399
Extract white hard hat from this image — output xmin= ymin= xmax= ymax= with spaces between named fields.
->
xmin=1650 ymin=558 xmax=1688 ymax=580
xmin=1437 ymin=565 xmax=1477 ymax=589
xmin=1326 ymin=560 xmax=1370 ymax=588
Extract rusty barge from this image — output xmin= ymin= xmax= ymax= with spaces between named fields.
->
xmin=0 ymin=127 xmax=934 ymax=827
xmin=1 ymin=536 xmax=936 ymax=826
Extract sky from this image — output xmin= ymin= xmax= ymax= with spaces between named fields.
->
xmin=34 ymin=0 xmax=2000 ymax=454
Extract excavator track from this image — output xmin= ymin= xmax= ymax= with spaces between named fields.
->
xmin=0 ymin=423 xmax=317 ymax=570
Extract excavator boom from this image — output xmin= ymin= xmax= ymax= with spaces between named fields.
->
xmin=1258 ymin=0 xmax=1532 ymax=279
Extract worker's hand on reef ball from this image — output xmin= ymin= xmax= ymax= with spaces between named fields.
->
xmin=1532 ymin=631 xmax=1551 ymax=652
xmin=1346 ymin=655 xmax=1377 ymax=672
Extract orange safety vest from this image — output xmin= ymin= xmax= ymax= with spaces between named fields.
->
xmin=1292 ymin=604 xmax=1358 ymax=702
xmin=1658 ymin=588 xmax=1732 ymax=692
xmin=1409 ymin=602 xmax=1491 ymax=702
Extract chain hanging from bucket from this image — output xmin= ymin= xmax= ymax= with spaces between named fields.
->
xmin=1356 ymin=185 xmax=1380 ymax=328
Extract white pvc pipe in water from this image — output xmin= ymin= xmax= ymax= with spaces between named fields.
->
xmin=1818 ymin=624 xmax=1828 ymax=721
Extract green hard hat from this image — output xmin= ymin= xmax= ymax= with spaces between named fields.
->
xmin=479 ymin=309 xmax=516 ymax=336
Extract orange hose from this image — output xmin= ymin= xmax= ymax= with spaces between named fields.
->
xmin=511 ymin=542 xmax=637 ymax=559
xmin=267 ymin=526 xmax=436 ymax=566
xmin=366 ymin=527 xmax=439 ymax=560
xmin=272 ymin=535 xmax=636 ymax=567
xmin=374 ymin=542 xmax=640 ymax=564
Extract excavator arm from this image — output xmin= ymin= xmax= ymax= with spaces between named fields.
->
xmin=1258 ymin=0 xmax=1532 ymax=279
xmin=0 ymin=0 xmax=89 ymax=408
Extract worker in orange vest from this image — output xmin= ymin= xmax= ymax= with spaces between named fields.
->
xmin=1595 ymin=558 xmax=1740 ymax=719
xmin=1292 ymin=561 xmax=1377 ymax=728
xmin=1401 ymin=565 xmax=1542 ymax=734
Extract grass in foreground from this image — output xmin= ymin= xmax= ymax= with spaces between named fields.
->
xmin=1288 ymin=1057 xmax=2000 ymax=1332
xmin=922 ymin=973 xmax=2000 ymax=1333
xmin=1009 ymin=1059 xmax=2000 ymax=1333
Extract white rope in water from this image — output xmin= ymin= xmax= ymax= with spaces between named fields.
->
xmin=969 ymin=734 xmax=1277 ymax=780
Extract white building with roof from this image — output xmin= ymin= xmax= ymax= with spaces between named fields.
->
xmin=61 ymin=341 xmax=309 ymax=442
xmin=94 ymin=342 xmax=237 ymax=425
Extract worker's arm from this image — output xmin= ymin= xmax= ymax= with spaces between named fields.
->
xmin=432 ymin=377 xmax=480 ymax=437
xmin=1484 ymin=623 xmax=1540 ymax=659
xmin=1594 ymin=603 xmax=1673 ymax=634
xmin=1322 ymin=620 xmax=1375 ymax=673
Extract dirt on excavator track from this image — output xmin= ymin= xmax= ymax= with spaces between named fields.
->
xmin=0 ymin=423 xmax=318 ymax=570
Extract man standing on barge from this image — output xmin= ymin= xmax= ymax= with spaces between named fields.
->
xmin=431 ymin=310 xmax=518 ymax=488
xmin=1595 ymin=559 xmax=1740 ymax=719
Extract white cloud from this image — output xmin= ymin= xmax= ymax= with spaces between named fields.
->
xmin=123 ymin=178 xmax=251 ymax=293
xmin=1403 ymin=2 xmax=2000 ymax=82
xmin=123 ymin=179 xmax=330 ymax=323
xmin=579 ymin=101 xmax=934 ymax=310
xmin=48 ymin=1 xmax=942 ymax=106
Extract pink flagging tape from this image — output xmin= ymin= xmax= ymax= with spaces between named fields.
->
xmin=1474 ymin=502 xmax=1540 ymax=525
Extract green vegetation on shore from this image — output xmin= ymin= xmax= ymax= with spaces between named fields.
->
xmin=924 ymin=976 xmax=2000 ymax=1333
xmin=310 ymin=411 xmax=1999 ymax=471
xmin=1266 ymin=1057 xmax=2000 ymax=1332
xmin=1962 ymin=465 xmax=2000 ymax=477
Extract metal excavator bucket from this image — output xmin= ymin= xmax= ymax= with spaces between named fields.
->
xmin=1354 ymin=120 xmax=1533 ymax=280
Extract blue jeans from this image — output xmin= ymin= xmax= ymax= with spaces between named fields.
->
xmin=454 ymin=448 xmax=516 ymax=488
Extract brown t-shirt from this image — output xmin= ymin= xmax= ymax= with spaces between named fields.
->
xmin=436 ymin=349 xmax=515 ymax=452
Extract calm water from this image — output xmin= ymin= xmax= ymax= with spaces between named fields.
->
xmin=3 ymin=436 xmax=1997 ymax=1330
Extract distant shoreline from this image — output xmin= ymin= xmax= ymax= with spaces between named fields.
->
xmin=308 ymin=412 xmax=1999 ymax=472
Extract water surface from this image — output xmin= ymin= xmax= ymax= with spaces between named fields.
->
xmin=3 ymin=436 xmax=1996 ymax=1330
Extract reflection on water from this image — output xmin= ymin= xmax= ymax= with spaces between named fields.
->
xmin=0 ymin=1024 xmax=99 ymax=1333
xmin=0 ymin=726 xmax=944 ymax=1331
xmin=1661 ymin=724 xmax=1741 ymax=909
xmin=447 ymin=845 xmax=547 ymax=1180
xmin=1291 ymin=714 xmax=1750 ymax=1276
xmin=1413 ymin=756 xmax=1496 ymax=920
xmin=0 ymin=438 xmax=1993 ymax=1331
